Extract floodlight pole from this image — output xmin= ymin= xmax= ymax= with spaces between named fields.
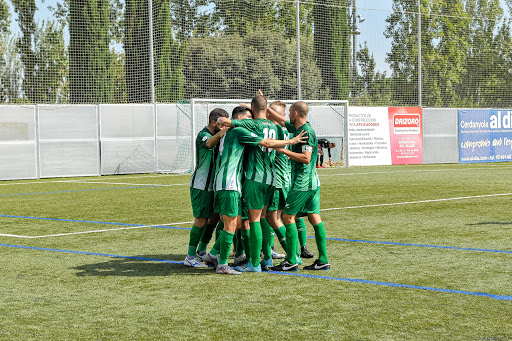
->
xmin=296 ymin=0 xmax=302 ymax=100
xmin=148 ymin=0 xmax=156 ymax=104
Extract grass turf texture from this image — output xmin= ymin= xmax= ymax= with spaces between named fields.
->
xmin=1 ymin=163 xmax=512 ymax=340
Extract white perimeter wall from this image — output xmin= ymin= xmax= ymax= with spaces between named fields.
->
xmin=0 ymin=104 xmax=460 ymax=181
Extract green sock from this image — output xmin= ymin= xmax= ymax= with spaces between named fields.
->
xmin=215 ymin=220 xmax=224 ymax=241
xmin=285 ymin=223 xmax=298 ymax=264
xmin=241 ymin=229 xmax=251 ymax=260
xmin=261 ymin=218 xmax=273 ymax=261
xmin=197 ymin=223 xmax=215 ymax=252
xmin=187 ymin=225 xmax=203 ymax=257
xmin=235 ymin=230 xmax=244 ymax=257
xmin=296 ymin=218 xmax=307 ymax=248
xmin=274 ymin=225 xmax=287 ymax=252
xmin=249 ymin=221 xmax=262 ymax=267
xmin=218 ymin=230 xmax=235 ymax=265
xmin=313 ymin=222 xmax=329 ymax=264
xmin=210 ymin=230 xmax=222 ymax=256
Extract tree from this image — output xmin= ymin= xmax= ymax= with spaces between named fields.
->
xmin=351 ymin=42 xmax=392 ymax=105
xmin=124 ymin=0 xmax=182 ymax=102
xmin=69 ymin=0 xmax=115 ymax=103
xmin=11 ymin=0 xmax=37 ymax=102
xmin=313 ymin=0 xmax=350 ymax=100
xmin=32 ymin=20 xmax=68 ymax=103
xmin=183 ymin=30 xmax=326 ymax=100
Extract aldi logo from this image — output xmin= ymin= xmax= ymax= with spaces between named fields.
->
xmin=393 ymin=114 xmax=421 ymax=134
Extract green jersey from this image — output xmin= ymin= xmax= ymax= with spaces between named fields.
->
xmin=285 ymin=121 xmax=320 ymax=191
xmin=190 ymin=127 xmax=217 ymax=191
xmin=273 ymin=124 xmax=291 ymax=189
xmin=231 ymin=118 xmax=277 ymax=186
xmin=214 ymin=127 xmax=263 ymax=193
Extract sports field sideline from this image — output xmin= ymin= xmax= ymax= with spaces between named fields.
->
xmin=1 ymin=163 xmax=511 ymax=340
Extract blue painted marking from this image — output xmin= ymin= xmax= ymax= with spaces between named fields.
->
xmin=0 ymin=214 xmax=190 ymax=230
xmin=1 ymin=214 xmax=511 ymax=253
xmin=311 ymin=236 xmax=512 ymax=254
xmin=1 ymin=243 xmax=510 ymax=301
xmin=270 ymin=271 xmax=512 ymax=301
xmin=0 ymin=243 xmax=182 ymax=264
xmin=0 ymin=185 xmax=163 ymax=197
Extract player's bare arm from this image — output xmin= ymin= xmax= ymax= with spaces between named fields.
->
xmin=274 ymin=147 xmax=312 ymax=165
xmin=206 ymin=126 xmax=227 ymax=148
xmin=259 ymin=130 xmax=307 ymax=149
xmin=217 ymin=117 xmax=233 ymax=128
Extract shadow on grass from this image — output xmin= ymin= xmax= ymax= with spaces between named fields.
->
xmin=72 ymin=254 xmax=214 ymax=277
xmin=466 ymin=222 xmax=512 ymax=226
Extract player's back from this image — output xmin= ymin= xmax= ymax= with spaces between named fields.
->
xmin=232 ymin=118 xmax=277 ymax=185
xmin=214 ymin=128 xmax=246 ymax=193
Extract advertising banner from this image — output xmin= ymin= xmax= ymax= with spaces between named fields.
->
xmin=347 ymin=107 xmax=391 ymax=166
xmin=459 ymin=109 xmax=512 ymax=163
xmin=388 ymin=107 xmax=423 ymax=165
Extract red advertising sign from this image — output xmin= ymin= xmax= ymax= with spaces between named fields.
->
xmin=388 ymin=107 xmax=423 ymax=165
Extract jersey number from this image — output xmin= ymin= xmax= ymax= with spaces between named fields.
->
xmin=261 ymin=127 xmax=276 ymax=152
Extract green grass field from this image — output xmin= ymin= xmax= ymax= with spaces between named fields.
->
xmin=1 ymin=163 xmax=512 ymax=340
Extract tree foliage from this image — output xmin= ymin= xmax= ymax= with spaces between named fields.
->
xmin=313 ymin=0 xmax=350 ymax=100
xmin=183 ymin=30 xmax=326 ymax=100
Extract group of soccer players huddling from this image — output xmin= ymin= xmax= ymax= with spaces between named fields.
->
xmin=185 ymin=91 xmax=330 ymax=275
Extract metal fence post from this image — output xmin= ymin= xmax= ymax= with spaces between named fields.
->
xmin=296 ymin=0 xmax=301 ymax=100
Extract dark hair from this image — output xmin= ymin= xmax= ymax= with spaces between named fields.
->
xmin=209 ymin=108 xmax=229 ymax=124
xmin=232 ymin=106 xmax=253 ymax=119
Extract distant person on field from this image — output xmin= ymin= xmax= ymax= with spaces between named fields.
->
xmin=317 ymin=138 xmax=336 ymax=168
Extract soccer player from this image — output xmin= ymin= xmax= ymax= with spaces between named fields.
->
xmin=217 ymin=95 xmax=287 ymax=272
xmin=265 ymin=101 xmax=313 ymax=262
xmin=185 ymin=108 xmax=229 ymax=268
xmin=268 ymin=101 xmax=331 ymax=271
xmin=207 ymin=107 xmax=307 ymax=275
xmin=317 ymin=138 xmax=336 ymax=168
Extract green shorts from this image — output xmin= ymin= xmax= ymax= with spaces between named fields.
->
xmin=267 ymin=187 xmax=288 ymax=212
xmin=214 ymin=190 xmax=242 ymax=218
xmin=242 ymin=179 xmax=273 ymax=210
xmin=283 ymin=187 xmax=321 ymax=216
xmin=190 ymin=187 xmax=214 ymax=219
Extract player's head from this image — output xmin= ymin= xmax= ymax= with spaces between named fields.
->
xmin=269 ymin=101 xmax=286 ymax=117
xmin=251 ymin=94 xmax=267 ymax=116
xmin=329 ymin=142 xmax=336 ymax=148
xmin=209 ymin=108 xmax=229 ymax=132
xmin=289 ymin=101 xmax=308 ymax=124
xmin=232 ymin=106 xmax=253 ymax=120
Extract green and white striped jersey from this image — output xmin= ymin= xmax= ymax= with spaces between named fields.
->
xmin=273 ymin=124 xmax=291 ymax=189
xmin=285 ymin=121 xmax=321 ymax=191
xmin=231 ymin=118 xmax=277 ymax=186
xmin=214 ymin=127 xmax=263 ymax=193
xmin=190 ymin=127 xmax=217 ymax=191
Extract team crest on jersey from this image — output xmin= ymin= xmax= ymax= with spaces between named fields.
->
xmin=202 ymin=136 xmax=208 ymax=142
xmin=251 ymin=133 xmax=257 ymax=137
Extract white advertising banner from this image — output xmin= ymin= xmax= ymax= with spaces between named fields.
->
xmin=348 ymin=107 xmax=391 ymax=166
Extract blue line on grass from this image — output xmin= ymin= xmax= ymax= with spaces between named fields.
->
xmin=314 ymin=236 xmax=512 ymax=254
xmin=0 ymin=243 xmax=182 ymax=264
xmin=0 ymin=185 xmax=163 ymax=197
xmin=0 ymin=214 xmax=191 ymax=230
xmin=1 ymin=243 xmax=510 ymax=301
xmin=1 ymin=214 xmax=510 ymax=253
xmin=271 ymin=271 xmax=512 ymax=301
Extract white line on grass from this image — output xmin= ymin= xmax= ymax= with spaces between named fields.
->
xmin=320 ymin=192 xmax=512 ymax=211
xmin=0 ymin=221 xmax=194 ymax=239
